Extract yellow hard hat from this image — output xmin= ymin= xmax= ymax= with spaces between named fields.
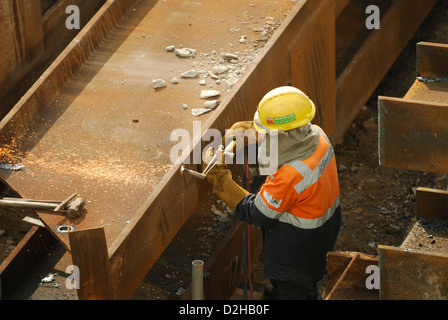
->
xmin=253 ymin=86 xmax=316 ymax=133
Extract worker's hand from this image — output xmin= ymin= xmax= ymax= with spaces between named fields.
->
xmin=223 ymin=121 xmax=260 ymax=152
xmin=201 ymin=146 xmax=228 ymax=187
xmin=201 ymin=147 xmax=249 ymax=211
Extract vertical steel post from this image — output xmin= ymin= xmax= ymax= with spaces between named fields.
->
xmin=192 ymin=260 xmax=204 ymax=300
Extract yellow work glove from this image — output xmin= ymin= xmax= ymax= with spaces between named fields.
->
xmin=223 ymin=121 xmax=261 ymax=153
xmin=202 ymin=147 xmax=249 ymax=211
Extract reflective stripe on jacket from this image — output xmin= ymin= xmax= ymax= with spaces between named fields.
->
xmin=234 ymin=127 xmax=342 ymax=285
xmin=255 ymin=130 xmax=340 ymax=228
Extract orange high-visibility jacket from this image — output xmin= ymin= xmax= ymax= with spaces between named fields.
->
xmin=255 ymin=129 xmax=340 ymax=228
xmin=235 ymin=128 xmax=341 ymax=285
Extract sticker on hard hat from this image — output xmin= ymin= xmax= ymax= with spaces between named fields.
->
xmin=268 ymin=113 xmax=296 ymax=125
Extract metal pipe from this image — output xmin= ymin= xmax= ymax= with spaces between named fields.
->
xmin=0 ymin=199 xmax=58 ymax=210
xmin=192 ymin=260 xmax=204 ymax=300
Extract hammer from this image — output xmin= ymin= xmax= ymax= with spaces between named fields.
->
xmin=0 ymin=193 xmax=85 ymax=219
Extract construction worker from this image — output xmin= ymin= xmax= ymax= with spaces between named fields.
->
xmin=202 ymin=86 xmax=342 ymax=300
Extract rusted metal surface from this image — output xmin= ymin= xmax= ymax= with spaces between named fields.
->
xmin=378 ymin=41 xmax=448 ymax=300
xmin=417 ymin=41 xmax=448 ymax=80
xmin=325 ymin=252 xmax=361 ymax=300
xmin=0 ymin=0 xmax=297 ymax=249
xmin=378 ymin=42 xmax=448 ymax=173
xmin=289 ymin=0 xmax=335 ymax=135
xmin=378 ymin=97 xmax=448 ymax=173
xmin=0 ymin=0 xmax=439 ymax=299
xmin=68 ymin=227 xmax=115 ymax=300
xmin=379 ymin=245 xmax=448 ymax=300
xmin=333 ymin=0 xmax=437 ymax=144
xmin=0 ymin=0 xmax=44 ymax=111
xmin=401 ymin=219 xmax=448 ymax=256
xmin=416 ymin=187 xmax=448 ymax=220
xmin=0 ymin=0 xmax=106 ymax=119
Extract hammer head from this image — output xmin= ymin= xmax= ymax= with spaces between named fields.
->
xmin=66 ymin=197 xmax=85 ymax=218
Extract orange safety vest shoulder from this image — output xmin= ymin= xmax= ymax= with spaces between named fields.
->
xmin=254 ymin=130 xmax=340 ymax=230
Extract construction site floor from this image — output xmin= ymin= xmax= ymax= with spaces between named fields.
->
xmin=1 ymin=0 xmax=448 ymax=300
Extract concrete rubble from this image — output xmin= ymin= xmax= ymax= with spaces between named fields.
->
xmin=181 ymin=69 xmax=199 ymax=78
xmin=175 ymin=48 xmax=196 ymax=58
xmin=191 ymin=108 xmax=212 ymax=117
xmin=204 ymin=100 xmax=221 ymax=109
xmin=152 ymin=78 xmax=167 ymax=89
xmin=200 ymin=90 xmax=221 ymax=99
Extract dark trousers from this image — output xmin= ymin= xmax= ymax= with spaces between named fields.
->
xmin=265 ymin=279 xmax=318 ymax=300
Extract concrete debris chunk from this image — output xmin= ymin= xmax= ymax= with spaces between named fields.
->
xmin=41 ymin=274 xmax=55 ymax=283
xmin=208 ymin=71 xmax=219 ymax=80
xmin=211 ymin=205 xmax=225 ymax=217
xmin=175 ymin=48 xmax=196 ymax=58
xmin=204 ymin=100 xmax=221 ymax=109
xmin=165 ymin=45 xmax=175 ymax=52
xmin=200 ymin=89 xmax=221 ymax=99
xmin=181 ymin=69 xmax=199 ymax=78
xmin=221 ymin=52 xmax=238 ymax=60
xmin=191 ymin=108 xmax=212 ymax=116
xmin=176 ymin=287 xmax=186 ymax=296
xmin=152 ymin=78 xmax=166 ymax=89
xmin=211 ymin=65 xmax=228 ymax=75
xmin=211 ymin=205 xmax=231 ymax=223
